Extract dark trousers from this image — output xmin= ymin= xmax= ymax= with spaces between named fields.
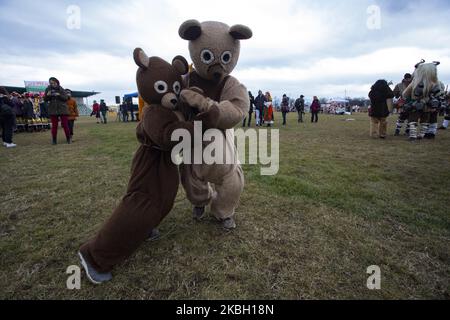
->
xmin=130 ymin=111 xmax=135 ymax=122
xmin=101 ymin=112 xmax=107 ymax=124
xmin=1 ymin=115 xmax=14 ymax=143
xmin=282 ymin=112 xmax=287 ymax=125
xmin=243 ymin=112 xmax=253 ymax=127
xmin=298 ymin=111 xmax=303 ymax=123
xmin=311 ymin=112 xmax=319 ymax=123
xmin=122 ymin=112 xmax=129 ymax=122
xmin=68 ymin=120 xmax=75 ymax=136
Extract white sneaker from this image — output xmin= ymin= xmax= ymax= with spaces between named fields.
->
xmin=5 ymin=143 xmax=16 ymax=148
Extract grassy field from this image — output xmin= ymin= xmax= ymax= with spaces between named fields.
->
xmin=0 ymin=112 xmax=449 ymax=299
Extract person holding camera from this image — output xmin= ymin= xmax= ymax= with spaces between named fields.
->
xmin=44 ymin=77 xmax=70 ymax=145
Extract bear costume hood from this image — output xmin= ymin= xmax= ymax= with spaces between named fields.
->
xmin=179 ymin=20 xmax=252 ymax=83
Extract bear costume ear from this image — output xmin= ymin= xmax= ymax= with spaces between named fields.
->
xmin=179 ymin=19 xmax=202 ymax=40
xmin=433 ymin=61 xmax=441 ymax=66
xmin=229 ymin=24 xmax=253 ymax=40
xmin=172 ymin=55 xmax=189 ymax=75
xmin=134 ymin=48 xmax=150 ymax=69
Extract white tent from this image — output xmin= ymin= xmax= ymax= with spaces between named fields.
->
xmin=329 ymin=98 xmax=349 ymax=104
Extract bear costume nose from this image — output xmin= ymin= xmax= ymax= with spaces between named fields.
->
xmin=170 ymin=99 xmax=178 ymax=105
xmin=213 ymin=72 xmax=222 ymax=79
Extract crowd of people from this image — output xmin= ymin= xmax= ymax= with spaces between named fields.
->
xmin=0 ymin=77 xmax=80 ymax=148
xmin=244 ymin=90 xmax=322 ymax=127
xmin=3 ymin=65 xmax=449 ymax=148
xmin=368 ymin=60 xmax=449 ymax=141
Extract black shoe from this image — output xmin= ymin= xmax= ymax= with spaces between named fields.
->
xmin=425 ymin=133 xmax=435 ymax=139
xmin=52 ymin=138 xmax=57 ymax=145
xmin=394 ymin=131 xmax=400 ymax=136
xmin=67 ymin=137 xmax=71 ymax=144
xmin=438 ymin=126 xmax=447 ymax=130
xmin=193 ymin=206 xmax=206 ymax=221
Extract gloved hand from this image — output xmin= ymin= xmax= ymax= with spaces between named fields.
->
xmin=180 ymin=88 xmax=214 ymax=113
xmin=194 ymin=105 xmax=220 ymax=130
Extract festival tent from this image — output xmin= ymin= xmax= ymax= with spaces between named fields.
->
xmin=123 ymin=92 xmax=138 ymax=99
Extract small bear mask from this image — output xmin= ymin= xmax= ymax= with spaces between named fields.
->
xmin=134 ymin=48 xmax=189 ymax=109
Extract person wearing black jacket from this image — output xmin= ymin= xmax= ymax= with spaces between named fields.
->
xmin=0 ymin=87 xmax=17 ymax=148
xmin=121 ymin=100 xmax=129 ymax=122
xmin=22 ymin=95 xmax=35 ymax=129
xmin=126 ymin=99 xmax=135 ymax=122
xmin=368 ymin=80 xmax=394 ymax=139
xmin=100 ymin=100 xmax=109 ymax=124
xmin=295 ymin=95 xmax=305 ymax=123
xmin=243 ymin=91 xmax=255 ymax=127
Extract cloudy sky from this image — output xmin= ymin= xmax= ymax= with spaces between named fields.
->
xmin=1 ymin=0 xmax=450 ymax=104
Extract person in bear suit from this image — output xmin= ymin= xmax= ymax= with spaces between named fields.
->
xmin=178 ymin=20 xmax=252 ymax=230
xmin=78 ymin=50 xmax=219 ymax=284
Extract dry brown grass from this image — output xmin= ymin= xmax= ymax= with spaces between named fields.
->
xmin=0 ymin=113 xmax=449 ymax=299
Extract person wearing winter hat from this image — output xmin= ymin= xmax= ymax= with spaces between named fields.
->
xmin=44 ymin=77 xmax=70 ymax=144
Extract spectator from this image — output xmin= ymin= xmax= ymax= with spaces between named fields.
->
xmin=126 ymin=99 xmax=135 ymax=121
xmin=121 ymin=100 xmax=129 ymax=122
xmin=11 ymin=92 xmax=23 ymax=119
xmin=44 ymin=77 xmax=71 ymax=145
xmin=254 ymin=90 xmax=266 ymax=127
xmin=281 ymin=94 xmax=290 ymax=126
xmin=100 ymin=100 xmax=109 ymax=124
xmin=295 ymin=95 xmax=305 ymax=123
xmin=264 ymin=92 xmax=274 ymax=127
xmin=368 ymin=80 xmax=394 ymax=139
xmin=0 ymin=87 xmax=17 ymax=148
xmin=91 ymin=100 xmax=101 ymax=124
xmin=39 ymin=98 xmax=49 ymax=119
xmin=310 ymin=96 xmax=321 ymax=123
xmin=243 ymin=91 xmax=254 ymax=127
xmin=22 ymin=93 xmax=35 ymax=125
xmin=66 ymin=89 xmax=79 ymax=141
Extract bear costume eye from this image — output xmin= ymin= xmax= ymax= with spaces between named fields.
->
xmin=173 ymin=81 xmax=181 ymax=95
xmin=154 ymin=80 xmax=168 ymax=94
xmin=221 ymin=51 xmax=232 ymax=65
xmin=201 ymin=49 xmax=215 ymax=65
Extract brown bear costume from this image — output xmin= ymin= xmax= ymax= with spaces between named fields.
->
xmin=78 ymin=49 xmax=220 ymax=282
xmin=177 ymin=20 xmax=252 ymax=229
